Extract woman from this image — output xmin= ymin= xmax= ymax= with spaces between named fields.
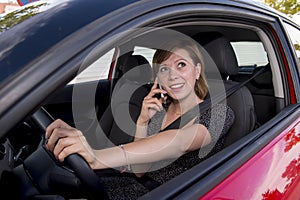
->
xmin=45 ymin=39 xmax=234 ymax=199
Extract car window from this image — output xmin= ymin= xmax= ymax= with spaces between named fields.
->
xmin=69 ymin=48 xmax=115 ymax=84
xmin=284 ymin=22 xmax=300 ymax=64
xmin=231 ymin=41 xmax=269 ymax=67
xmin=133 ymin=46 xmax=156 ymax=65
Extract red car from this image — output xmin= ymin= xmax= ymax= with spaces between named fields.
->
xmin=0 ymin=0 xmax=299 ymax=199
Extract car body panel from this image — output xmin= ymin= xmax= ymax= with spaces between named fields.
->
xmin=200 ymin=116 xmax=300 ymax=199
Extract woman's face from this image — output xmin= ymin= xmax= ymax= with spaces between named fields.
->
xmin=157 ymin=48 xmax=201 ymax=101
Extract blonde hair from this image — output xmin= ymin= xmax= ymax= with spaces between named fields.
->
xmin=152 ymin=40 xmax=208 ymax=99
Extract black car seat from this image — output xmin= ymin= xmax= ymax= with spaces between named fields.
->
xmin=193 ymin=32 xmax=256 ymax=147
xmin=96 ymin=53 xmax=152 ymax=148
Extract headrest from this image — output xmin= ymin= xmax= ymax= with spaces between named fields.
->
xmin=120 ymin=54 xmax=152 ymax=83
xmin=193 ymin=32 xmax=238 ymax=77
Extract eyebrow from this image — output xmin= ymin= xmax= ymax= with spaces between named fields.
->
xmin=174 ymin=57 xmax=193 ymax=65
xmin=160 ymin=55 xmax=191 ymax=66
xmin=159 ymin=64 xmax=168 ymax=68
xmin=168 ymin=54 xmax=187 ymax=63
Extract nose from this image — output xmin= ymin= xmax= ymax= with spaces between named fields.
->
xmin=168 ymin=68 xmax=179 ymax=80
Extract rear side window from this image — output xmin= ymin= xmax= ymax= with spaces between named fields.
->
xmin=284 ymin=23 xmax=300 ymax=64
xmin=231 ymin=41 xmax=269 ymax=67
xmin=69 ymin=48 xmax=115 ymax=84
xmin=133 ymin=46 xmax=155 ymax=65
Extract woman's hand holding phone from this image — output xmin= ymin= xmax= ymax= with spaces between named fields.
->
xmin=137 ymin=78 xmax=167 ymax=125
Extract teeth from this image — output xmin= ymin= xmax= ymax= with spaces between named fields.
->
xmin=170 ymin=84 xmax=184 ymax=89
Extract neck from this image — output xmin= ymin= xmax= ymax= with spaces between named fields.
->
xmin=171 ymin=96 xmax=203 ymax=115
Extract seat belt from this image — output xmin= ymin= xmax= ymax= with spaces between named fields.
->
xmin=160 ymin=66 xmax=268 ymax=131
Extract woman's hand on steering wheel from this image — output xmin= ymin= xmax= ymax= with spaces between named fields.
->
xmin=45 ymin=119 xmax=98 ymax=169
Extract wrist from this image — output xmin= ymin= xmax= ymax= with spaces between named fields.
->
xmin=137 ymin=118 xmax=148 ymax=126
xmin=90 ymin=150 xmax=106 ymax=169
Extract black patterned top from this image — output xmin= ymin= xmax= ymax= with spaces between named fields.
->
xmin=145 ymin=103 xmax=235 ymax=184
xmin=99 ymin=103 xmax=234 ymax=200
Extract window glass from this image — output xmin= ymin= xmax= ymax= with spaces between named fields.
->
xmin=231 ymin=41 xmax=269 ymax=67
xmin=69 ymin=48 xmax=115 ymax=84
xmin=133 ymin=46 xmax=156 ymax=65
xmin=284 ymin=23 xmax=300 ymax=63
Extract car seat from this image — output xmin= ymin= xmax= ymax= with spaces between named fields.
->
xmin=97 ymin=53 xmax=152 ymax=147
xmin=193 ymin=32 xmax=256 ymax=147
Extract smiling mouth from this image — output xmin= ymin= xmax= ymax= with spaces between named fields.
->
xmin=169 ymin=83 xmax=184 ymax=89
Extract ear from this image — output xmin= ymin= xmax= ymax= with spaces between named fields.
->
xmin=195 ymin=63 xmax=201 ymax=80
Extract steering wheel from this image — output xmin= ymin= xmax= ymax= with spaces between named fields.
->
xmin=30 ymin=107 xmax=109 ymax=200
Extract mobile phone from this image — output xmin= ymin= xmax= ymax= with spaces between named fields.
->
xmin=157 ymin=77 xmax=166 ymax=105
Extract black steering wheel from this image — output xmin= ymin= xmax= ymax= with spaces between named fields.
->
xmin=30 ymin=107 xmax=108 ymax=200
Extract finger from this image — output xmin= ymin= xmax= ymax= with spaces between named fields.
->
xmin=45 ymin=119 xmax=72 ymax=139
xmin=151 ymin=77 xmax=158 ymax=90
xmin=148 ymin=104 xmax=162 ymax=112
xmin=144 ymin=98 xmax=163 ymax=111
xmin=46 ymin=127 xmax=61 ymax=151
xmin=53 ymin=137 xmax=73 ymax=161
xmin=143 ymin=96 xmax=162 ymax=105
xmin=163 ymin=95 xmax=168 ymax=103
xmin=152 ymin=88 xmax=167 ymax=95
xmin=46 ymin=127 xmax=78 ymax=151
xmin=144 ymin=87 xmax=166 ymax=99
xmin=54 ymin=136 xmax=79 ymax=161
xmin=56 ymin=136 xmax=87 ymax=162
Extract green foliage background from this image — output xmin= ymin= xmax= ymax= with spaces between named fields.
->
xmin=264 ymin=0 xmax=300 ymax=52
xmin=264 ymin=0 xmax=300 ymax=15
xmin=0 ymin=3 xmax=46 ymax=33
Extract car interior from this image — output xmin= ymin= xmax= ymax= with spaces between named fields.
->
xmin=1 ymin=21 xmax=286 ymax=199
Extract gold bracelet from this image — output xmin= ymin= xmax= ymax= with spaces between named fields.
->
xmin=119 ymin=144 xmax=131 ymax=173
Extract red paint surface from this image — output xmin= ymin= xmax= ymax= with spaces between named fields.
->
xmin=200 ymin=117 xmax=300 ymax=200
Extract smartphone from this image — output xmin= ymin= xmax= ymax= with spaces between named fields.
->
xmin=157 ymin=77 xmax=167 ymax=105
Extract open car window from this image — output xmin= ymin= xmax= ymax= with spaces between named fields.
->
xmin=64 ymin=22 xmax=284 ymax=149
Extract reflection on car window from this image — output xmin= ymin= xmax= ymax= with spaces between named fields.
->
xmin=284 ymin=23 xmax=300 ymax=63
xmin=231 ymin=41 xmax=269 ymax=67
xmin=0 ymin=1 xmax=61 ymax=34
xmin=69 ymin=49 xmax=115 ymax=84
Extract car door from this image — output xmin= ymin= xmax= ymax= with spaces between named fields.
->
xmin=1 ymin=0 xmax=300 ymax=199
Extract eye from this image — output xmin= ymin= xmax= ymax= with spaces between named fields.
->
xmin=159 ymin=66 xmax=169 ymax=74
xmin=177 ymin=62 xmax=186 ymax=68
